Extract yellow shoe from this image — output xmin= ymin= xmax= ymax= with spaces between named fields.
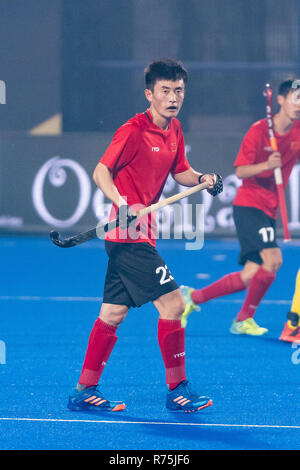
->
xmin=180 ymin=285 xmax=200 ymax=328
xmin=230 ymin=317 xmax=268 ymax=336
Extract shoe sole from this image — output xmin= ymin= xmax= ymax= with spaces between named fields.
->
xmin=167 ymin=399 xmax=213 ymax=413
xmin=280 ymin=326 xmax=300 ymax=342
xmin=231 ymin=332 xmax=268 ymax=336
xmin=230 ymin=328 xmax=268 ymax=336
xmin=68 ymin=403 xmax=126 ymax=412
xmin=279 ymin=335 xmax=300 ymax=343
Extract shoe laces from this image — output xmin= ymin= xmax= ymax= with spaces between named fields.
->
xmin=176 ymin=380 xmax=197 ymax=399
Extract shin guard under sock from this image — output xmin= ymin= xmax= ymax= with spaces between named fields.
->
xmin=158 ymin=319 xmax=186 ymax=390
xmin=78 ymin=318 xmax=117 ymax=387
xmin=236 ymin=267 xmax=276 ymax=322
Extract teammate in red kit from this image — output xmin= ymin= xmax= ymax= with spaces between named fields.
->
xmin=67 ymin=59 xmax=223 ymax=413
xmin=181 ymin=79 xmax=300 ymax=335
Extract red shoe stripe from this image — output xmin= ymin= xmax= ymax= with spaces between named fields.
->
xmin=197 ymin=399 xmax=213 ymax=411
xmin=112 ymin=403 xmax=126 ymax=412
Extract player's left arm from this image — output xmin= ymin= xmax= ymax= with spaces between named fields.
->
xmin=173 ymin=167 xmax=223 ymax=196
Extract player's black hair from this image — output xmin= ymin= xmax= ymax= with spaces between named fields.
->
xmin=144 ymin=59 xmax=188 ymax=91
xmin=278 ymin=78 xmax=300 ymax=97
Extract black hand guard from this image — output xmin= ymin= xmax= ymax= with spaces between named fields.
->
xmin=207 ymin=174 xmax=223 ymax=197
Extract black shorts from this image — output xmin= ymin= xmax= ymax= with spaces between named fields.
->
xmin=233 ymin=205 xmax=278 ymax=266
xmin=103 ymin=241 xmax=179 ymax=308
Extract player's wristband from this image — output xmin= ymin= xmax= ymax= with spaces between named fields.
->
xmin=198 ymin=174 xmax=204 ymax=184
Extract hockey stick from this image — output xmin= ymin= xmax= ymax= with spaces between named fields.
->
xmin=50 ymin=180 xmax=210 ymax=248
xmin=263 ymin=83 xmax=291 ymax=242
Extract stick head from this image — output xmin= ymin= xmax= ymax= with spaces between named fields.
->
xmin=50 ymin=230 xmax=74 ymax=248
xmin=50 ymin=229 xmax=84 ymax=248
xmin=50 ymin=230 xmax=62 ymax=247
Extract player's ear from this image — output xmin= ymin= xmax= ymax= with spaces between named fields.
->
xmin=277 ymin=95 xmax=284 ymax=107
xmin=145 ymin=88 xmax=152 ymax=104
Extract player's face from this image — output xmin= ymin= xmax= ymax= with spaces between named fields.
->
xmin=278 ymin=89 xmax=300 ymax=121
xmin=145 ymin=79 xmax=185 ymax=122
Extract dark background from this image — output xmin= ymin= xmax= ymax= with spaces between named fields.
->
xmin=0 ymin=0 xmax=299 ymax=236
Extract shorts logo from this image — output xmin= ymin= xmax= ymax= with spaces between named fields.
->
xmin=152 ymin=147 xmax=160 ymax=152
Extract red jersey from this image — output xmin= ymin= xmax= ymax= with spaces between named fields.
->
xmin=233 ymin=118 xmax=300 ymax=219
xmin=99 ymin=110 xmax=190 ymax=245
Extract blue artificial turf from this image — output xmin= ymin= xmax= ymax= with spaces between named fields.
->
xmin=0 ymin=235 xmax=299 ymax=450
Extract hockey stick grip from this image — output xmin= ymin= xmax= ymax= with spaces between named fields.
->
xmin=135 ymin=181 xmax=210 ymax=218
xmin=276 ymin=182 xmax=291 ymax=242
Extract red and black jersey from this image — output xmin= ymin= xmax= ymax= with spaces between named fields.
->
xmin=234 ymin=118 xmax=300 ymax=219
xmin=99 ymin=110 xmax=190 ymax=245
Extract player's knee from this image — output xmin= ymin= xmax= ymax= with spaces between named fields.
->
xmin=275 ymin=257 xmax=283 ymax=272
xmin=167 ymin=297 xmax=186 ymax=320
xmin=175 ymin=298 xmax=186 ymax=318
xmin=260 ymin=248 xmax=283 ymax=273
xmin=263 ymin=259 xmax=282 ymax=273
xmin=155 ymin=290 xmax=185 ymax=320
xmin=99 ymin=304 xmax=128 ymax=327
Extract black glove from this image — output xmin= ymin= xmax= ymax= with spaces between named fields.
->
xmin=207 ymin=174 xmax=223 ymax=197
xmin=116 ymin=204 xmax=137 ymax=230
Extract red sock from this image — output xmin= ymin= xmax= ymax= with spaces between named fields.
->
xmin=78 ymin=318 xmax=117 ymax=387
xmin=236 ymin=267 xmax=276 ymax=322
xmin=158 ymin=319 xmax=186 ymax=390
xmin=191 ymin=272 xmax=247 ymax=304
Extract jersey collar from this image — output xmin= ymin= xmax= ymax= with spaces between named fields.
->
xmin=145 ymin=109 xmax=171 ymax=132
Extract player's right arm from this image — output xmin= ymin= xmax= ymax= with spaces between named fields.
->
xmin=94 ymin=122 xmax=138 ymax=208
xmin=93 ymin=162 xmax=127 ymax=208
xmin=234 ymin=122 xmax=282 ymax=179
xmin=235 ymin=151 xmax=282 ymax=179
